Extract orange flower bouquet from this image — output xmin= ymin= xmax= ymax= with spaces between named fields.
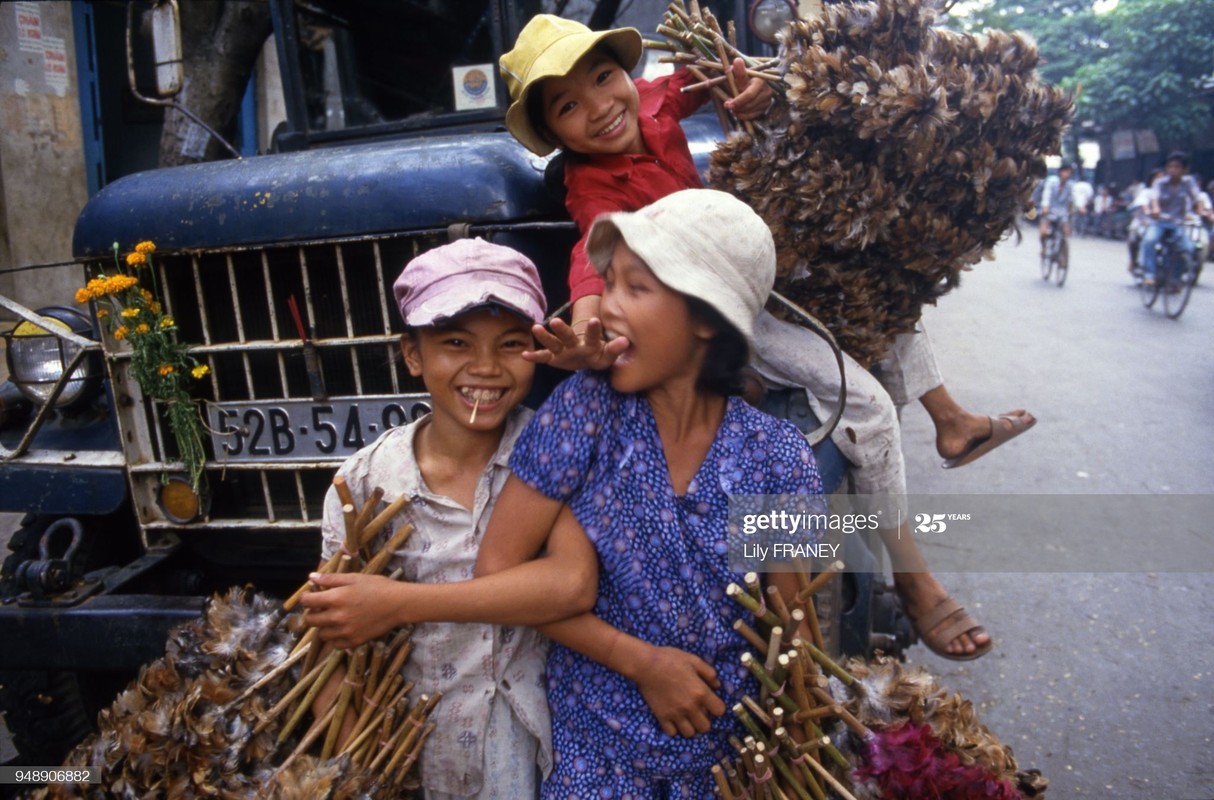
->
xmin=77 ymin=241 xmax=208 ymax=490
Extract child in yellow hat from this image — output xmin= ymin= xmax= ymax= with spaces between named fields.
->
xmin=500 ymin=14 xmax=772 ymax=369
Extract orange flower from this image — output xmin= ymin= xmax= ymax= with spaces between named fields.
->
xmin=135 ymin=323 xmax=150 ymax=334
xmin=135 ymin=241 xmax=156 ymax=254
xmin=75 ymin=288 xmax=91 ymax=304
xmin=113 ymin=325 xmax=129 ymax=341
xmin=121 ymin=307 xmax=140 ymax=318
xmin=158 ymin=364 xmax=175 ymax=376
xmin=96 ymin=309 xmax=109 ymax=319
xmin=106 ymin=275 xmax=138 ymax=293
xmin=125 ymin=252 xmax=147 ymax=267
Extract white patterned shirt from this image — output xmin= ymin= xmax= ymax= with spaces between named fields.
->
xmin=321 ymin=408 xmax=551 ymax=796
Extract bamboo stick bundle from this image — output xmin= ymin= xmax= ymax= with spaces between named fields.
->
xmin=41 ymin=478 xmax=439 ymax=800
xmin=714 ymin=563 xmax=1049 ymax=799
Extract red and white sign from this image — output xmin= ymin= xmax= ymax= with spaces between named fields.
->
xmin=42 ymin=36 xmax=69 ymax=96
xmin=15 ymin=1 xmax=43 ymax=54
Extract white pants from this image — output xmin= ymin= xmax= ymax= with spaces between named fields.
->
xmin=751 ymin=310 xmax=906 ymax=497
xmin=871 ymin=325 xmax=944 ymax=408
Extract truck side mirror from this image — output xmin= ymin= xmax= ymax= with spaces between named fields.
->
xmin=150 ymin=0 xmax=183 ymax=97
xmin=128 ymin=0 xmax=182 ymax=99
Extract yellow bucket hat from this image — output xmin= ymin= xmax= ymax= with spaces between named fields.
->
xmin=500 ymin=15 xmax=643 ymax=156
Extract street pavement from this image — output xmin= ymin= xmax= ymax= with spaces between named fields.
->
xmin=896 ymin=231 xmax=1214 ymax=798
xmin=3 ymin=232 xmax=1212 ymax=794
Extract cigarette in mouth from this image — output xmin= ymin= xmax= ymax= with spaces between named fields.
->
xmin=469 ymin=396 xmax=481 ymax=425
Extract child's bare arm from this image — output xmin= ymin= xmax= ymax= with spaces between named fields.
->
xmin=303 ymin=512 xmax=598 ymax=649
xmin=476 ymin=474 xmax=565 ymax=572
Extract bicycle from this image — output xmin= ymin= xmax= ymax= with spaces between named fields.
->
xmin=1040 ymin=219 xmax=1068 ymax=286
xmin=1137 ymin=224 xmax=1198 ymax=318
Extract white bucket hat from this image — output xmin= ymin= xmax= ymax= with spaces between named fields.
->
xmin=585 ymin=189 xmax=775 ymax=342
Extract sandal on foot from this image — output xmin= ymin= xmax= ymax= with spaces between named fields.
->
xmin=942 ymin=411 xmax=1036 ymax=469
xmin=912 ymin=596 xmax=993 ymax=661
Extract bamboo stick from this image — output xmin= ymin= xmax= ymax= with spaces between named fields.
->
xmin=322 ymin=644 xmax=366 ymax=759
xmin=350 ymin=485 xmax=384 ymax=544
xmin=734 ymin=618 xmax=770 ymax=654
xmin=361 ymin=522 xmax=415 ymax=577
xmin=274 ymin=700 xmax=339 ymax=776
xmin=809 ymin=687 xmax=870 ymax=738
xmin=796 ymin=639 xmax=864 ymax=695
xmin=766 ymin=585 xmax=793 ymax=628
xmin=358 ymin=494 xmax=410 ymax=547
xmin=799 ymin=561 xmax=844 ymax=603
xmin=231 ymin=635 xmax=312 ymax=706
xmin=253 ymin=642 xmax=338 ymax=736
xmin=712 ymin=764 xmax=736 ymax=800
xmin=277 ymin=649 xmax=345 ymax=745
xmin=727 ymin=583 xmax=783 ymax=628
xmin=802 ymin=753 xmax=861 ymax=800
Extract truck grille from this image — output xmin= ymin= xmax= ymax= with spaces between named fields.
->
xmin=91 ymin=225 xmax=574 ymax=532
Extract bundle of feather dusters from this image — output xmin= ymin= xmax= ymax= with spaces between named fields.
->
xmin=714 ymin=571 xmax=1048 ymax=799
xmin=698 ymin=0 xmax=1074 ymax=366
xmin=31 ymin=482 xmax=435 ymax=800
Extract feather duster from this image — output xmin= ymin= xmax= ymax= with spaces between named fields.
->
xmin=25 ymin=485 xmax=430 ymax=799
xmin=705 ymin=0 xmax=1074 ymax=366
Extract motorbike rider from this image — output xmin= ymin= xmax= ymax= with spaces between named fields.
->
xmin=1139 ymin=152 xmax=1211 ymax=287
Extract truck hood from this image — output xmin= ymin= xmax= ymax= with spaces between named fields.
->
xmin=73 ymin=131 xmax=561 ymax=257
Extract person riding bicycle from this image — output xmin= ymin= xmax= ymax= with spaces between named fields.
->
xmin=1139 ymin=152 xmax=1211 ymax=287
xmin=1038 ymin=162 xmax=1074 ymax=255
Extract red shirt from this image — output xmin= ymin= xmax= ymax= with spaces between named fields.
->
xmin=563 ymin=70 xmax=709 ymax=301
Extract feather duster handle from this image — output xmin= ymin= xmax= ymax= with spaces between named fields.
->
xmin=697 ymin=0 xmax=1073 ymax=366
xmin=715 ymin=560 xmax=1048 ymax=798
xmin=35 ymin=479 xmax=436 ymax=799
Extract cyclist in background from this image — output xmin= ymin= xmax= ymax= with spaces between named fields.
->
xmin=1139 ymin=152 xmax=1210 ymax=287
xmin=1038 ymin=162 xmax=1074 ymax=256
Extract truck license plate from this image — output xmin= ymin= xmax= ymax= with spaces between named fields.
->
xmin=207 ymin=395 xmax=431 ymax=462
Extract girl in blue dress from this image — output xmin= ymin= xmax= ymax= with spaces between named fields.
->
xmin=476 ymin=188 xmax=825 ymax=798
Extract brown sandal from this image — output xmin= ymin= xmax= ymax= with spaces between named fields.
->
xmin=912 ymin=596 xmax=993 ymax=661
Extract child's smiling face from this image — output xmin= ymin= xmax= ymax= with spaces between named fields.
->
xmin=539 ymin=49 xmax=644 ymax=157
xmin=402 ymin=307 xmax=535 ymax=433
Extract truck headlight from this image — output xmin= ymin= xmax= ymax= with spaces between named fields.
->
xmin=4 ymin=306 xmax=103 ymax=410
xmin=749 ymin=0 xmax=798 ymax=44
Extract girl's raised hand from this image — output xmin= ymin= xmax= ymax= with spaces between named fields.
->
xmin=632 ymin=645 xmax=725 ymax=738
xmin=523 ymin=317 xmax=629 ymax=372
xmin=724 ymin=57 xmax=775 ymax=121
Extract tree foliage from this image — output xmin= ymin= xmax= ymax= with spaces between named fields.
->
xmin=942 ymin=0 xmax=1214 ymax=148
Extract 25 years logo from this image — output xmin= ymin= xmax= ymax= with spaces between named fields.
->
xmin=914 ymin=512 xmax=970 ymax=533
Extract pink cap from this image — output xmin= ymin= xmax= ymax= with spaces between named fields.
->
xmin=393 ymin=238 xmax=546 ymax=327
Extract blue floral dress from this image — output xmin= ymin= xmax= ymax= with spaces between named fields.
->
xmin=509 ymin=371 xmax=823 ymax=798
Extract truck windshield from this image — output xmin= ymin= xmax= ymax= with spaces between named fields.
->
xmin=288 ymin=0 xmax=679 ymax=136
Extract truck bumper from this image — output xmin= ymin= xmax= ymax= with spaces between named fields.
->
xmin=0 ymin=594 xmax=205 ymax=671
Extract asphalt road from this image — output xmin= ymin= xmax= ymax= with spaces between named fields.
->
xmin=3 ymin=233 xmax=1212 ymax=795
xmin=895 ymin=231 xmax=1214 ymax=798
